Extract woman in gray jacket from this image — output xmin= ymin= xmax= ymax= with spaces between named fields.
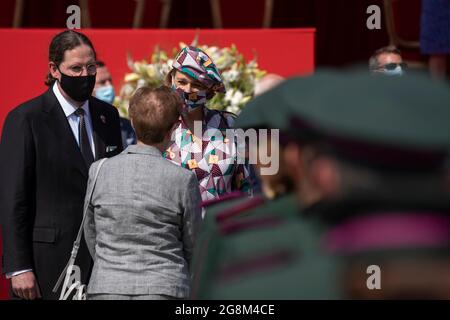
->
xmin=83 ymin=86 xmax=202 ymax=300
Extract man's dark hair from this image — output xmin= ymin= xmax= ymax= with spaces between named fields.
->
xmin=45 ymin=30 xmax=97 ymax=86
xmin=96 ymin=60 xmax=105 ymax=68
xmin=369 ymin=46 xmax=402 ymax=71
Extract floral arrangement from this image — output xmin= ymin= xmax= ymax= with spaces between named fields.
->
xmin=116 ymin=40 xmax=266 ymax=118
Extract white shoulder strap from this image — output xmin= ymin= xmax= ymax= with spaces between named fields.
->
xmin=52 ymin=158 xmax=108 ymax=295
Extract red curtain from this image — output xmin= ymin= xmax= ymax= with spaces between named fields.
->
xmin=0 ymin=0 xmax=398 ymax=66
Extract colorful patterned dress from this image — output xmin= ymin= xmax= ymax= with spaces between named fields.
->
xmin=163 ymin=107 xmax=251 ymax=202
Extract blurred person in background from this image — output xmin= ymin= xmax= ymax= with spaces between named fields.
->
xmin=93 ymin=60 xmax=136 ymax=148
xmin=282 ymin=72 xmax=450 ymax=299
xmin=369 ymin=46 xmax=406 ymax=76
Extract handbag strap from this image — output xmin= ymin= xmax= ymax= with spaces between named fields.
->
xmin=53 ymin=158 xmax=107 ymax=293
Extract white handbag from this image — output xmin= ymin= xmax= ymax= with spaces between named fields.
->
xmin=52 ymin=158 xmax=107 ymax=300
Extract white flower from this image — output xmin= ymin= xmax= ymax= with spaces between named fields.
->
xmin=222 ymin=70 xmax=240 ymax=82
xmin=146 ymin=65 xmax=156 ymax=78
xmin=118 ymin=42 xmax=265 ymax=119
xmin=231 ymin=90 xmax=244 ymax=106
xmin=121 ymin=83 xmax=135 ymax=96
xmin=137 ymin=79 xmax=146 ymax=89
xmin=124 ymin=73 xmax=140 ymax=82
xmin=204 ymin=46 xmax=221 ymax=62
xmin=224 ymin=88 xmax=236 ymax=102
xmin=225 ymin=89 xmax=244 ymax=107
xmin=205 ymin=46 xmax=219 ymax=56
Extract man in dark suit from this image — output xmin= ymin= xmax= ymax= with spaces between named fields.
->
xmin=0 ymin=30 xmax=123 ymax=300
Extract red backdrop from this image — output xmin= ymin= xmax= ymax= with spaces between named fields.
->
xmin=0 ymin=27 xmax=315 ymax=299
xmin=0 ymin=0 xmax=400 ymax=66
xmin=0 ymin=28 xmax=315 ymax=129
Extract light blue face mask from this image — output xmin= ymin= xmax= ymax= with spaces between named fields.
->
xmin=95 ymin=85 xmax=115 ymax=104
xmin=383 ymin=65 xmax=404 ymax=76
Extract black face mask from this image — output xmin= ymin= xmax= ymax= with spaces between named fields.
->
xmin=58 ymin=68 xmax=96 ymax=102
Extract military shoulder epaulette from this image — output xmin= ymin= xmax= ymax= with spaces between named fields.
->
xmin=215 ymin=194 xmax=266 ymax=223
xmin=200 ymin=191 xmax=245 ymax=209
xmin=219 ymin=215 xmax=284 ymax=236
xmin=217 ymin=249 xmax=294 ymax=283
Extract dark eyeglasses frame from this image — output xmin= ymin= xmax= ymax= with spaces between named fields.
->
xmin=381 ymin=62 xmax=408 ymax=71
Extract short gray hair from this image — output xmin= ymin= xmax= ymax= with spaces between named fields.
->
xmin=369 ymin=46 xmax=402 ymax=71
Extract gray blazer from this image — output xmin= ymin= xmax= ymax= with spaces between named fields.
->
xmin=83 ymin=144 xmax=202 ymax=298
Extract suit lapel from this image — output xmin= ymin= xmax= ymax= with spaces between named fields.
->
xmin=42 ymin=88 xmax=88 ymax=179
xmin=89 ymin=99 xmax=107 ymax=160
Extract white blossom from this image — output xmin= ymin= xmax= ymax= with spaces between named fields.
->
xmin=137 ymin=79 xmax=146 ymax=89
xmin=222 ymin=69 xmax=240 ymax=82
xmin=224 ymin=88 xmax=236 ymax=102
xmin=231 ymin=90 xmax=244 ymax=106
xmin=119 ymin=43 xmax=265 ymax=119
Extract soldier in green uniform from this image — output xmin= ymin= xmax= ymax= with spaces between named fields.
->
xmin=277 ymin=70 xmax=450 ymax=299
xmin=193 ymin=70 xmax=450 ymax=299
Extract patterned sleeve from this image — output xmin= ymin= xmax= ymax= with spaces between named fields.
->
xmin=233 ymin=162 xmax=253 ymax=194
xmin=219 ymin=110 xmax=253 ymax=194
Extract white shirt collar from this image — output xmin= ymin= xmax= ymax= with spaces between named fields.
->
xmin=52 ymin=81 xmax=90 ymax=118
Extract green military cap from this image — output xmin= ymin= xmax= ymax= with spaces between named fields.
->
xmin=285 ymin=70 xmax=450 ymax=150
xmin=239 ymin=70 xmax=450 ymax=169
xmin=241 ymin=70 xmax=450 ymax=147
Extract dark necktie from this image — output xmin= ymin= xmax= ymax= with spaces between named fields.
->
xmin=75 ymin=108 xmax=94 ymax=168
